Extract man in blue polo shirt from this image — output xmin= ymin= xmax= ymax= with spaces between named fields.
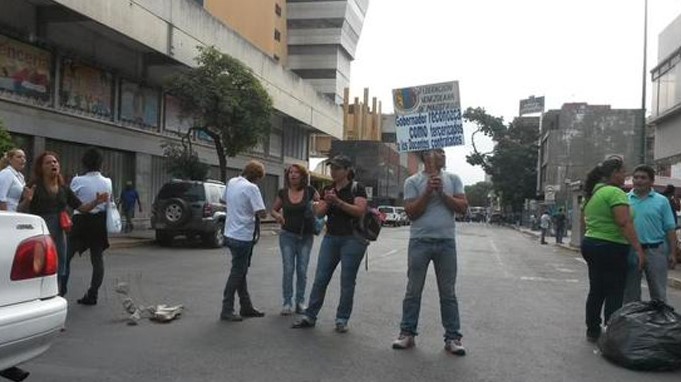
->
xmin=623 ymin=165 xmax=678 ymax=303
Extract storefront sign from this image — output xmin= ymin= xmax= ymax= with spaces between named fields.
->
xmin=60 ymin=59 xmax=112 ymax=117
xmin=120 ymin=80 xmax=159 ymax=128
xmin=0 ymin=35 xmax=51 ymax=102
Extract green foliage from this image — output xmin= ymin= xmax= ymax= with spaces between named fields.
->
xmin=0 ymin=119 xmax=13 ymax=155
xmin=464 ymin=107 xmax=538 ymax=212
xmin=161 ymin=141 xmax=209 ymax=181
xmin=464 ymin=181 xmax=493 ymax=207
xmin=166 ymin=46 xmax=273 ymax=181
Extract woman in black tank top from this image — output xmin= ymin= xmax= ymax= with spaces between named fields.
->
xmin=271 ymin=164 xmax=320 ymax=315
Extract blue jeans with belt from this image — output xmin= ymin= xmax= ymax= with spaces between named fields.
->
xmin=623 ymin=242 xmax=670 ymax=303
xmin=304 ymin=235 xmax=367 ymax=324
xmin=399 ymin=238 xmax=462 ymax=340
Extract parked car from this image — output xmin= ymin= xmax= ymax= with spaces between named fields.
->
xmin=151 ymin=179 xmax=226 ymax=248
xmin=378 ymin=206 xmax=402 ymax=227
xmin=0 ymin=211 xmax=67 ymax=372
xmin=395 ymin=207 xmax=409 ymax=226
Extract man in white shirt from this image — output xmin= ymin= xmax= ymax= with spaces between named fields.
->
xmin=220 ymin=160 xmax=268 ymax=321
xmin=540 ymin=211 xmax=551 ymax=245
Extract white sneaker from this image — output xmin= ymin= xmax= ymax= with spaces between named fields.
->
xmin=280 ymin=305 xmax=294 ymax=316
xmin=392 ymin=333 xmax=415 ymax=349
xmin=444 ymin=339 xmax=466 ymax=356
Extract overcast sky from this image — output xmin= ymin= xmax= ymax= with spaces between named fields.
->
xmin=349 ymin=0 xmax=681 ymax=185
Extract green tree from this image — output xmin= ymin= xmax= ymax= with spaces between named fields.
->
xmin=0 ymin=119 xmax=13 ymax=155
xmin=464 ymin=107 xmax=538 ymax=212
xmin=464 ymin=181 xmax=493 ymax=207
xmin=161 ymin=140 xmax=210 ymax=181
xmin=166 ymin=46 xmax=273 ymax=181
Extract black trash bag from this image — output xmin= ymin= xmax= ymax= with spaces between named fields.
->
xmin=599 ymin=300 xmax=681 ymax=371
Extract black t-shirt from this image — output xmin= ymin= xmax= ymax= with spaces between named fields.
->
xmin=279 ymin=185 xmax=316 ymax=235
xmin=324 ymin=181 xmax=367 ymax=236
xmin=28 ymin=182 xmax=82 ymax=216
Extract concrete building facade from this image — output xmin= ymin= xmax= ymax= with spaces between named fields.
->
xmin=538 ymin=103 xmax=643 ymax=205
xmin=0 ymin=0 xmax=366 ymax=225
xmin=651 ymin=13 xmax=681 ymax=177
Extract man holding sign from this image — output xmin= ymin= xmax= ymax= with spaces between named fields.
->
xmin=392 ymin=148 xmax=469 ymax=355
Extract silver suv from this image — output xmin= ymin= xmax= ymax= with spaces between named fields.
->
xmin=151 ymin=180 xmax=226 ymax=248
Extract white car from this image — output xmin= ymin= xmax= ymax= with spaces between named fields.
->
xmin=378 ymin=206 xmax=402 ymax=227
xmin=0 ymin=212 xmax=67 ymax=372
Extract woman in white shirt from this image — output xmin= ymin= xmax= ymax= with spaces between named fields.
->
xmin=64 ymin=148 xmax=112 ymax=304
xmin=0 ymin=148 xmax=28 ymax=211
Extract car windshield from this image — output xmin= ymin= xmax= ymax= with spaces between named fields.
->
xmin=157 ymin=183 xmax=205 ymax=203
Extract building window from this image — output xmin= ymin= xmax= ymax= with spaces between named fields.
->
xmin=274 ymin=29 xmax=281 ymax=42
xmin=275 ymin=3 xmax=282 ymax=16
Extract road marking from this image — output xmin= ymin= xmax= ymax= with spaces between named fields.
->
xmin=520 ymin=276 xmax=579 ymax=283
xmin=555 ymin=267 xmax=576 ymax=273
xmin=574 ymin=258 xmax=587 ymax=265
xmin=369 ymin=249 xmax=399 ymax=261
xmin=489 ymin=240 xmax=511 ymax=278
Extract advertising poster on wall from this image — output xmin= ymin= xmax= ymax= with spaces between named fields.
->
xmin=164 ymin=94 xmax=192 ymax=136
xmin=60 ymin=59 xmax=113 ymax=118
xmin=120 ymin=80 xmax=159 ymax=128
xmin=0 ymin=35 xmax=52 ymax=102
xmin=392 ymin=81 xmax=463 ymax=153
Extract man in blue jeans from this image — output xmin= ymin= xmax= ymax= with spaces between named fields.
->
xmin=623 ymin=165 xmax=677 ymax=304
xmin=392 ymin=148 xmax=469 ymax=355
xmin=220 ymin=161 xmax=268 ymax=322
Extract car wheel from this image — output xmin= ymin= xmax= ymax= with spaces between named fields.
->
xmin=161 ymin=198 xmax=191 ymax=227
xmin=203 ymin=221 xmax=225 ymax=248
xmin=156 ymin=230 xmax=174 ymax=247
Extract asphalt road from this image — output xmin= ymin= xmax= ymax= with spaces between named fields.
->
xmin=24 ymin=223 xmax=681 ymax=381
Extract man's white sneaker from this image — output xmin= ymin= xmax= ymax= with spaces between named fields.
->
xmin=280 ymin=306 xmax=294 ymax=316
xmin=444 ymin=339 xmax=466 ymax=356
xmin=392 ymin=333 xmax=415 ymax=349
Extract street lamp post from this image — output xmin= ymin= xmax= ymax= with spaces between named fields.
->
xmin=641 ymin=0 xmax=648 ymax=164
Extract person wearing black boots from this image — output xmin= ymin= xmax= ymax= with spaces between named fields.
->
xmin=219 ymin=161 xmax=268 ymax=321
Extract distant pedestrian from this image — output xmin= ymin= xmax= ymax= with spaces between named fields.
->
xmin=623 ymin=165 xmax=677 ymax=304
xmin=553 ymin=208 xmax=566 ymax=244
xmin=391 ymin=148 xmax=469 ymax=355
xmin=270 ymin=164 xmax=320 ymax=315
xmin=0 ymin=148 xmax=30 ymax=212
xmin=292 ymin=155 xmax=368 ymax=333
xmin=540 ymin=211 xmax=551 ymax=244
xmin=220 ymin=160 xmax=267 ymax=322
xmin=119 ymin=181 xmax=142 ymax=233
xmin=22 ymin=151 xmax=109 ymax=296
xmin=662 ymin=184 xmax=680 ymax=226
xmin=65 ymin=148 xmax=113 ymax=305
xmin=580 ymin=156 xmax=645 ymax=343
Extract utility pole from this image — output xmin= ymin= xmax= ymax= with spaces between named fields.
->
xmin=641 ymin=0 xmax=648 ymax=164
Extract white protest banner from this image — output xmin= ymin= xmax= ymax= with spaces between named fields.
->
xmin=392 ymin=81 xmax=464 ymax=153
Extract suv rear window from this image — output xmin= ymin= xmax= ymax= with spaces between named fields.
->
xmin=379 ymin=207 xmax=394 ymax=213
xmin=157 ymin=183 xmax=205 ymax=202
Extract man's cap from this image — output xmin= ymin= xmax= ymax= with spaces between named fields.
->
xmin=326 ymin=155 xmax=352 ymax=168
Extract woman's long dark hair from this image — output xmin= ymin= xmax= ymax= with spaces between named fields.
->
xmin=583 ymin=156 xmax=623 ymax=201
xmin=31 ymin=151 xmax=64 ymax=187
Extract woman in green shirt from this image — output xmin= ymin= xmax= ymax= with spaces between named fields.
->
xmin=580 ymin=156 xmax=645 ymax=342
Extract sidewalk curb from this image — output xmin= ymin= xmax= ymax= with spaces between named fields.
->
xmin=510 ymin=225 xmax=681 ymax=291
xmin=108 ymin=228 xmax=282 ymax=250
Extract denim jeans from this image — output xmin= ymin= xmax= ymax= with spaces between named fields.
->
xmin=581 ymin=237 xmax=629 ymax=334
xmin=42 ymin=214 xmax=67 ymax=276
xmin=304 ymin=235 xmax=367 ymax=324
xmin=279 ymin=231 xmax=313 ymax=307
xmin=399 ymin=238 xmax=462 ymax=340
xmin=222 ymin=238 xmax=255 ymax=315
xmin=623 ymin=243 xmax=670 ymax=303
